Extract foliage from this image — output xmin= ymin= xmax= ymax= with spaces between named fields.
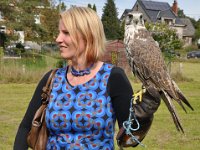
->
xmin=194 ymin=20 xmax=200 ymax=40
xmin=57 ymin=1 xmax=67 ymax=12
xmin=0 ymin=32 xmax=7 ymax=47
xmin=118 ymin=20 xmax=125 ymax=40
xmin=171 ymin=71 xmax=193 ymax=82
xmin=40 ymin=8 xmax=59 ymax=42
xmin=145 ymin=22 xmax=183 ymax=51
xmin=0 ymin=53 xmax=59 ymax=83
xmin=55 ymin=59 xmax=67 ymax=68
xmin=101 ymin=0 xmax=121 ymax=40
xmin=0 ymin=0 xmax=60 ymax=43
xmin=87 ymin=3 xmax=97 ymax=12
xmin=0 ymin=47 xmax=4 ymax=58
xmin=87 ymin=4 xmax=92 ymax=9
xmin=183 ymin=44 xmax=198 ymax=52
xmin=92 ymin=4 xmax=97 ymax=12
xmin=177 ymin=8 xmax=186 ymax=18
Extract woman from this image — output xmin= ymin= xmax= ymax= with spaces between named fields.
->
xmin=14 ymin=7 xmax=160 ymax=150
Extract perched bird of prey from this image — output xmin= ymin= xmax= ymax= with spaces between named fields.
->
xmin=124 ymin=11 xmax=193 ymax=132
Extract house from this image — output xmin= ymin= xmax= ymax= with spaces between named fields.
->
xmin=120 ymin=0 xmax=195 ymax=46
xmin=102 ymin=40 xmax=131 ymax=73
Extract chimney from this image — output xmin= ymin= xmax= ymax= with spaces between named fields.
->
xmin=172 ymin=0 xmax=178 ymax=16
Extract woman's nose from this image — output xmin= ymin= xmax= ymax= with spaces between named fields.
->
xmin=56 ymin=33 xmax=62 ymax=44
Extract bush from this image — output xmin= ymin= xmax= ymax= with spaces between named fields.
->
xmin=171 ymin=71 xmax=193 ymax=82
xmin=146 ymin=22 xmax=183 ymax=51
xmin=0 ymin=47 xmax=4 ymax=58
xmin=184 ymin=44 xmax=198 ymax=52
xmin=0 ymin=53 xmax=55 ymax=83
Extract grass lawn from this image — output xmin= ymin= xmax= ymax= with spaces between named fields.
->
xmin=0 ymin=62 xmax=200 ymax=150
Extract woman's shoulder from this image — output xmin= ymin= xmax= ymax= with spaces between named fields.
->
xmin=100 ymin=62 xmax=126 ymax=77
xmin=102 ymin=63 xmax=123 ymax=72
xmin=111 ymin=66 xmax=126 ymax=76
xmin=41 ymin=68 xmax=62 ymax=81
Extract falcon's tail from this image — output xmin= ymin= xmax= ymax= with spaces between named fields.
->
xmin=172 ymin=80 xmax=194 ymax=111
xmin=161 ymin=90 xmax=184 ymax=133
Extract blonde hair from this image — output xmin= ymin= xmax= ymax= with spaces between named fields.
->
xmin=60 ymin=7 xmax=106 ymax=64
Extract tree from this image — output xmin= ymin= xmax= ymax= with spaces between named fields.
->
xmin=101 ymin=0 xmax=120 ymax=40
xmin=87 ymin=4 xmax=97 ymax=12
xmin=57 ymin=1 xmax=67 ymax=12
xmin=87 ymin=4 xmax=92 ymax=9
xmin=146 ymin=22 xmax=183 ymax=51
xmin=92 ymin=4 xmax=97 ymax=12
xmin=195 ymin=20 xmax=200 ymax=40
xmin=0 ymin=0 xmax=59 ymax=43
xmin=118 ymin=20 xmax=125 ymax=40
xmin=0 ymin=32 xmax=6 ymax=48
xmin=178 ymin=8 xmax=186 ymax=18
xmin=40 ymin=8 xmax=59 ymax=43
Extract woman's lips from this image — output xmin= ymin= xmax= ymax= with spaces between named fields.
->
xmin=60 ymin=45 xmax=68 ymax=48
xmin=59 ymin=46 xmax=68 ymax=51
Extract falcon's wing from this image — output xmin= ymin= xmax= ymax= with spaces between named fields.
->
xmin=127 ymin=30 xmax=193 ymax=132
xmin=124 ymin=11 xmax=193 ymax=132
xmin=128 ymin=33 xmax=175 ymax=96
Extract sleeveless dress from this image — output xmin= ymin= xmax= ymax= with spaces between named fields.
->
xmin=45 ymin=63 xmax=116 ymax=150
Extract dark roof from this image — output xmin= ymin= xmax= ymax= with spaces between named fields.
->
xmin=158 ymin=9 xmax=175 ymax=19
xmin=137 ymin=0 xmax=176 ymax=22
xmin=137 ymin=0 xmax=185 ymax=25
xmin=145 ymin=9 xmax=159 ymax=22
xmin=120 ymin=9 xmax=132 ymax=20
xmin=120 ymin=0 xmax=194 ymax=36
xmin=175 ymin=17 xmax=185 ymax=26
xmin=141 ymin=0 xmax=170 ymax=11
xmin=180 ymin=18 xmax=195 ymax=36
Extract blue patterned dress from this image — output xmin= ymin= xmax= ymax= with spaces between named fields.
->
xmin=45 ymin=63 xmax=116 ymax=150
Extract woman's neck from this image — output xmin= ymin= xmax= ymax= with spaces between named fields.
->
xmin=71 ymin=56 xmax=95 ymax=71
xmin=71 ymin=62 xmax=88 ymax=71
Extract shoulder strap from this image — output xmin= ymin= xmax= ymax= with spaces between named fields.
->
xmin=41 ymin=68 xmax=58 ymax=103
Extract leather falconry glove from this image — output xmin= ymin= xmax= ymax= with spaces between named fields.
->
xmin=116 ymin=89 xmax=161 ymax=148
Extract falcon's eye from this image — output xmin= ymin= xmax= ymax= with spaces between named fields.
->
xmin=127 ymin=14 xmax=133 ymax=19
xmin=140 ymin=15 xmax=143 ymax=19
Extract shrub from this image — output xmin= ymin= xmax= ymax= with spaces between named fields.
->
xmin=171 ymin=71 xmax=193 ymax=82
xmin=0 ymin=53 xmax=58 ymax=83
xmin=184 ymin=44 xmax=198 ymax=52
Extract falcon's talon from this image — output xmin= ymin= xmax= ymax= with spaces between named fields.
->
xmin=132 ymin=88 xmax=146 ymax=104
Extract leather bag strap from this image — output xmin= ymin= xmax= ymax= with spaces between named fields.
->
xmin=41 ymin=69 xmax=58 ymax=103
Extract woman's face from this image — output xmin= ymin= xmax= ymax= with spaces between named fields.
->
xmin=56 ymin=19 xmax=85 ymax=60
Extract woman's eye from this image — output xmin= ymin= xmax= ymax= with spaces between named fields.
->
xmin=63 ymin=31 xmax=69 ymax=35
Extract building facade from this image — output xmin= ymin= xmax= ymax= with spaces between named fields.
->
xmin=120 ymin=0 xmax=195 ymax=46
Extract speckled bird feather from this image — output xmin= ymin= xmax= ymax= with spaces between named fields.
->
xmin=124 ymin=11 xmax=193 ymax=132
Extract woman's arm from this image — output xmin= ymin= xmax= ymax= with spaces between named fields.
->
xmin=107 ymin=67 xmax=160 ymax=147
xmin=13 ymin=70 xmax=52 ymax=150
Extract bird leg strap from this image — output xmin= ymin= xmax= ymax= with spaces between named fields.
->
xmin=116 ymin=97 xmax=145 ymax=149
xmin=116 ymin=88 xmax=154 ymax=148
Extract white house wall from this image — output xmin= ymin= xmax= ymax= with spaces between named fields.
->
xmin=15 ymin=31 xmax=25 ymax=44
xmin=171 ymin=26 xmax=183 ymax=39
xmin=132 ymin=2 xmax=152 ymax=22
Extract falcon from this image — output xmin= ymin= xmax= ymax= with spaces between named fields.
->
xmin=124 ymin=11 xmax=194 ymax=132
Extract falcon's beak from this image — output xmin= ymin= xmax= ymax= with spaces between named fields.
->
xmin=135 ymin=20 xmax=138 ymax=25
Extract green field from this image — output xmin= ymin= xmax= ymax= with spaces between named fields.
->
xmin=0 ymin=62 xmax=200 ymax=150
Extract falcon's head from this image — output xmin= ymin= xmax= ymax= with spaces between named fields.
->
xmin=124 ymin=12 xmax=146 ymax=46
xmin=125 ymin=11 xmax=145 ymax=27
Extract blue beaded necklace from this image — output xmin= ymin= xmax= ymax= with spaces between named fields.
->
xmin=71 ymin=63 xmax=94 ymax=76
